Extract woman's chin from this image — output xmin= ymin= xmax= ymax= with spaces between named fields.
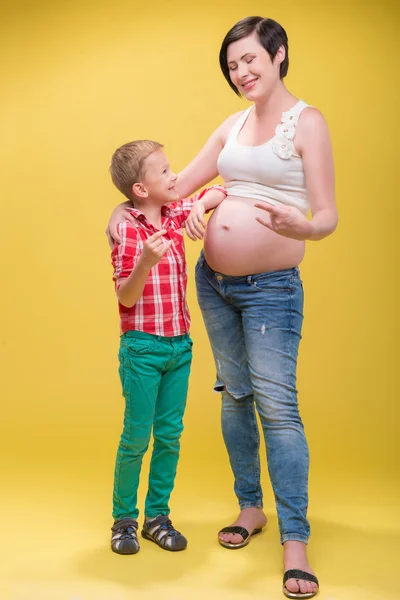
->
xmin=242 ymin=88 xmax=261 ymax=101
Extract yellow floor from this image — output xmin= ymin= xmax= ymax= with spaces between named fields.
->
xmin=1 ymin=453 xmax=399 ymax=600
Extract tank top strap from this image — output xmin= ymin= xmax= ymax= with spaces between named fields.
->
xmin=225 ymin=106 xmax=254 ymax=144
xmin=278 ymin=100 xmax=310 ymax=133
xmin=293 ymin=99 xmax=310 ymax=115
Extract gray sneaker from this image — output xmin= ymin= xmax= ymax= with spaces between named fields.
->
xmin=111 ymin=517 xmax=140 ymax=554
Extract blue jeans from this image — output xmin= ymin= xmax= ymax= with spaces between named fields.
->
xmin=195 ymin=251 xmax=310 ymax=544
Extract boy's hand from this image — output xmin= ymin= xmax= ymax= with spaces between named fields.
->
xmin=140 ymin=230 xmax=173 ymax=268
xmin=185 ymin=202 xmax=207 ymax=241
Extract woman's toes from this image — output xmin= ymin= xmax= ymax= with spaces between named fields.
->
xmin=299 ymin=579 xmax=314 ymax=594
xmin=297 ymin=579 xmax=306 ymax=594
xmin=221 ymin=532 xmax=244 ymax=544
xmin=285 ymin=576 xmax=318 ymax=596
xmin=285 ymin=579 xmax=299 ymax=593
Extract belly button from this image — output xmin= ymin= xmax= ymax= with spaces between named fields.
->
xmin=221 ymin=225 xmax=230 ymax=231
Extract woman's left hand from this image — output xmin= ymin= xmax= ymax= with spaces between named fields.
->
xmin=255 ymin=203 xmax=313 ymax=241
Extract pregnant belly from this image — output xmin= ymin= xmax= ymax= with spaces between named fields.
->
xmin=203 ymin=196 xmax=305 ymax=276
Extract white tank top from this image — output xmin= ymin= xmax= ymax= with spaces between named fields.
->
xmin=217 ymin=100 xmax=310 ymax=215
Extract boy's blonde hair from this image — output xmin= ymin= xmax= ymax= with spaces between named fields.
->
xmin=110 ymin=140 xmax=163 ymax=200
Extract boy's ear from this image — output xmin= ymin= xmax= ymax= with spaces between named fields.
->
xmin=132 ymin=182 xmax=148 ymax=199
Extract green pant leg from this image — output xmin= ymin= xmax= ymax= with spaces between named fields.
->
xmin=113 ymin=334 xmax=165 ymax=520
xmin=145 ymin=337 xmax=193 ymax=518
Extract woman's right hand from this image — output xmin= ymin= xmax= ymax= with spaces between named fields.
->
xmin=106 ymin=202 xmax=135 ymax=248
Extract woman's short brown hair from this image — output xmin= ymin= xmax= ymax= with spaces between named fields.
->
xmin=219 ymin=16 xmax=289 ymax=97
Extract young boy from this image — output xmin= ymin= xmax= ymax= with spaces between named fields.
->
xmin=109 ymin=140 xmax=226 ymax=554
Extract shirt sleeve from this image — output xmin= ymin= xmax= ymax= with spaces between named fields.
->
xmin=111 ymin=221 xmax=141 ymax=289
xmin=179 ymin=184 xmax=227 ymax=223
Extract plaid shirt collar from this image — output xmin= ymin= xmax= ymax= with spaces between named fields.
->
xmin=126 ymin=204 xmax=175 ymax=226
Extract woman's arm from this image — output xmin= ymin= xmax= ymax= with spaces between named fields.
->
xmin=255 ymin=108 xmax=338 ymax=241
xmin=105 ymin=112 xmax=243 ymax=246
xmin=175 ymin=111 xmax=244 ymax=198
xmin=106 ymin=200 xmax=133 ymax=248
xmin=297 ymin=107 xmax=338 ymax=240
xmin=184 ymin=187 xmax=227 ymax=240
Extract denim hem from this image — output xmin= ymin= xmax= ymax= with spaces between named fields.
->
xmin=239 ymin=502 xmax=264 ymax=509
xmin=145 ymin=508 xmax=170 ymax=518
xmin=113 ymin=513 xmax=139 ymax=521
xmin=280 ymin=534 xmax=309 ymax=544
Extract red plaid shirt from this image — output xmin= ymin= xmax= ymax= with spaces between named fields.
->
xmin=112 ymin=186 xmax=226 ymax=336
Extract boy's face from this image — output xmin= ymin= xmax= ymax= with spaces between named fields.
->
xmin=138 ymin=149 xmax=178 ymax=204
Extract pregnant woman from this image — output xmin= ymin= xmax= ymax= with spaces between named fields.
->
xmin=107 ymin=16 xmax=337 ymax=599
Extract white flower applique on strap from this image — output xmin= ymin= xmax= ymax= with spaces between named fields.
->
xmin=272 ymin=106 xmax=300 ymax=160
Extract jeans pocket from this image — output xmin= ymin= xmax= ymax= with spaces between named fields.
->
xmin=252 ymin=271 xmax=292 ymax=293
xmin=252 ymin=281 xmax=291 ymax=293
xmin=178 ymin=337 xmax=193 ymax=355
xmin=118 ymin=351 xmax=130 ymax=390
xmin=195 ymin=250 xmax=205 ymax=273
xmin=127 ymin=339 xmax=156 ymax=355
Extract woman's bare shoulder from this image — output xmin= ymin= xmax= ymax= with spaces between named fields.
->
xmin=218 ymin=109 xmax=246 ymax=142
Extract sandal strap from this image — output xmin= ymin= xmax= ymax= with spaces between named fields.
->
xmin=283 ymin=570 xmax=319 ymax=586
xmin=146 ymin=516 xmax=181 ymax=548
xmin=218 ymin=525 xmax=250 ymax=540
xmin=111 ymin=518 xmax=138 ymax=533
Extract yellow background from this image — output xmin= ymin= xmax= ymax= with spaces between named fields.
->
xmin=0 ymin=0 xmax=399 ymax=599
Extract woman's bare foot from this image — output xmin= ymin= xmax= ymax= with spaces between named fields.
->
xmin=283 ymin=541 xmax=318 ymax=596
xmin=218 ymin=507 xmax=267 ymax=545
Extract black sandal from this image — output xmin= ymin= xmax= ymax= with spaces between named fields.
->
xmin=282 ymin=569 xmax=319 ymax=598
xmin=141 ymin=515 xmax=187 ymax=551
xmin=218 ymin=525 xmax=263 ymax=549
xmin=111 ymin=517 xmax=140 ymax=554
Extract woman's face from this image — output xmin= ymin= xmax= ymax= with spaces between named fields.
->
xmin=226 ymin=33 xmax=283 ymax=100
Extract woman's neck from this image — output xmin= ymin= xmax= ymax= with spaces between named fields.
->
xmin=253 ymin=82 xmax=296 ymax=119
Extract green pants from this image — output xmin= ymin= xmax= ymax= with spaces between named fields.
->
xmin=113 ymin=330 xmax=193 ymax=520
